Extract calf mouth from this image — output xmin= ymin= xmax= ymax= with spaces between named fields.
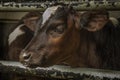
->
xmin=22 ymin=62 xmax=38 ymax=68
xmin=21 ymin=61 xmax=51 ymax=68
xmin=20 ymin=55 xmax=50 ymax=68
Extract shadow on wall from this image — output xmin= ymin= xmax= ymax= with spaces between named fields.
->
xmin=0 ymin=22 xmax=4 ymax=60
xmin=0 ymin=22 xmax=17 ymax=60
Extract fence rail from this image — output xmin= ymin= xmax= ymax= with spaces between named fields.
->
xmin=0 ymin=61 xmax=120 ymax=80
xmin=0 ymin=1 xmax=120 ymax=11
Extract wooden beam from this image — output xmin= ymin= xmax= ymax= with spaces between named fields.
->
xmin=0 ymin=1 xmax=120 ymax=12
xmin=0 ymin=61 xmax=120 ymax=80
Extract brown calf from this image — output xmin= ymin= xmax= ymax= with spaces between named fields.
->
xmin=20 ymin=5 xmax=120 ymax=70
xmin=8 ymin=11 xmax=41 ymax=61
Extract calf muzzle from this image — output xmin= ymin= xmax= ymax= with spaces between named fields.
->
xmin=19 ymin=51 xmax=34 ymax=67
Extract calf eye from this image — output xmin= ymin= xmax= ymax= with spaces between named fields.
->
xmin=47 ymin=24 xmax=65 ymax=37
xmin=54 ymin=25 xmax=65 ymax=34
xmin=48 ymin=24 xmax=65 ymax=34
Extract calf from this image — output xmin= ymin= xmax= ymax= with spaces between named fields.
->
xmin=8 ymin=11 xmax=41 ymax=61
xmin=20 ymin=5 xmax=120 ymax=70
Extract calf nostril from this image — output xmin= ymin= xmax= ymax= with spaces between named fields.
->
xmin=23 ymin=53 xmax=31 ymax=60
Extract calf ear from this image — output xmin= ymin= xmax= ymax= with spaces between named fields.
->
xmin=23 ymin=17 xmax=39 ymax=32
xmin=80 ymin=11 xmax=109 ymax=31
xmin=73 ymin=12 xmax=81 ymax=30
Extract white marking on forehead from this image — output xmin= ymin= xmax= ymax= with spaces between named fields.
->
xmin=42 ymin=6 xmax=62 ymax=25
xmin=8 ymin=24 xmax=25 ymax=45
xmin=110 ymin=17 xmax=119 ymax=27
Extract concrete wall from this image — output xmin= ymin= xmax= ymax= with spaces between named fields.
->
xmin=0 ymin=11 xmax=119 ymax=21
xmin=0 ymin=12 xmax=28 ymax=21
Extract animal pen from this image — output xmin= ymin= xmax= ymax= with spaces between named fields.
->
xmin=0 ymin=0 xmax=120 ymax=80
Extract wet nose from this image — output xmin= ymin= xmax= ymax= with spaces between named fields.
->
xmin=20 ymin=51 xmax=32 ymax=62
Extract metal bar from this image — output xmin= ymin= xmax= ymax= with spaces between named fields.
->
xmin=0 ymin=1 xmax=120 ymax=12
xmin=0 ymin=61 xmax=120 ymax=80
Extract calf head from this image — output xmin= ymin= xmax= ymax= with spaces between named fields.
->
xmin=20 ymin=5 xmax=109 ymax=68
xmin=8 ymin=12 xmax=41 ymax=61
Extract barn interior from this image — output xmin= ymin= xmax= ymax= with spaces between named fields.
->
xmin=0 ymin=0 xmax=120 ymax=80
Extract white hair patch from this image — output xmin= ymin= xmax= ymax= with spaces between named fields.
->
xmin=110 ymin=17 xmax=119 ymax=27
xmin=42 ymin=6 xmax=61 ymax=26
xmin=8 ymin=24 xmax=25 ymax=45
